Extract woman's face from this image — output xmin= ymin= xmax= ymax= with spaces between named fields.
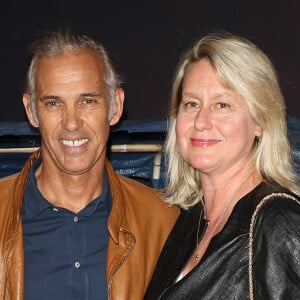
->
xmin=176 ymin=59 xmax=261 ymax=176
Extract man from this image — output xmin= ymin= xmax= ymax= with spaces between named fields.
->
xmin=0 ymin=30 xmax=179 ymax=300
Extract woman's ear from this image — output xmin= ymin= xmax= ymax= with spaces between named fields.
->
xmin=23 ymin=93 xmax=39 ymax=128
xmin=254 ymin=123 xmax=262 ymax=138
xmin=109 ymin=88 xmax=124 ymax=126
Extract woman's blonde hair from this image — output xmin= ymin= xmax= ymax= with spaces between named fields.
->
xmin=165 ymin=32 xmax=300 ymax=209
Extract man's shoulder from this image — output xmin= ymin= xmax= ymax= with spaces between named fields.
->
xmin=105 ymin=159 xmax=160 ymax=197
xmin=117 ymin=174 xmax=163 ymax=202
xmin=118 ymin=174 xmax=158 ymax=191
xmin=0 ymin=173 xmax=20 ymax=212
xmin=0 ymin=172 xmax=19 ymax=187
xmin=0 ymin=173 xmax=20 ymax=205
xmin=116 ymin=174 xmax=179 ymax=215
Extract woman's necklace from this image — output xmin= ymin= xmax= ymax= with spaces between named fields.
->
xmin=194 ymin=187 xmax=238 ymax=261
xmin=179 ymin=187 xmax=240 ymax=278
xmin=193 ymin=166 xmax=254 ymax=262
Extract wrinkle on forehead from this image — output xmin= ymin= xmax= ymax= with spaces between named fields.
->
xmin=35 ymin=50 xmax=107 ymax=96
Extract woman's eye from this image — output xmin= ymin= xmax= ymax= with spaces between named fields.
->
xmin=186 ymin=102 xmax=198 ymax=108
xmin=216 ymin=102 xmax=230 ymax=109
xmin=182 ymin=101 xmax=200 ymax=112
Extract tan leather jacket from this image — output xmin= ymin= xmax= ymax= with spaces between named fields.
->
xmin=0 ymin=151 xmax=179 ymax=300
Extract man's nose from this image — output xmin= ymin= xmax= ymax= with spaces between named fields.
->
xmin=61 ymin=105 xmax=82 ymax=131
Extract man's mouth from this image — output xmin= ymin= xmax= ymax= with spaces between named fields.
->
xmin=61 ymin=139 xmax=89 ymax=147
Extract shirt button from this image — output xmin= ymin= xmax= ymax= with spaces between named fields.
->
xmin=74 ymin=261 xmax=80 ymax=268
xmin=74 ymin=216 xmax=79 ymax=222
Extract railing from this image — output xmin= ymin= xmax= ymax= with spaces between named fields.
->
xmin=0 ymin=118 xmax=299 ymax=186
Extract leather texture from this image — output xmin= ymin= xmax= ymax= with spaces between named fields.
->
xmin=0 ymin=150 xmax=179 ymax=300
xmin=144 ymin=182 xmax=300 ymax=299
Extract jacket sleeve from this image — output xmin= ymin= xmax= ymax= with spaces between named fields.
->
xmin=252 ymin=197 xmax=300 ymax=299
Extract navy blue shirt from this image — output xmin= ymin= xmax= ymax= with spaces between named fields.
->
xmin=22 ymin=158 xmax=112 ymax=300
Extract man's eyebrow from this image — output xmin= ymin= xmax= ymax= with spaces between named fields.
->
xmin=39 ymin=93 xmax=104 ymax=101
xmin=80 ymin=93 xmax=103 ymax=97
xmin=39 ymin=95 xmax=60 ymax=101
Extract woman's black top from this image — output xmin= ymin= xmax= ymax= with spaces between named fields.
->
xmin=144 ymin=182 xmax=300 ymax=299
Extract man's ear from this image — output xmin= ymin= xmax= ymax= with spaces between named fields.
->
xmin=23 ymin=93 xmax=39 ymax=128
xmin=109 ymin=88 xmax=124 ymax=126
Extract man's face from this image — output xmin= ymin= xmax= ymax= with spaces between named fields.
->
xmin=23 ymin=50 xmax=123 ymax=175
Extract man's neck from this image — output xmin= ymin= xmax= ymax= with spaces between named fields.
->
xmin=35 ymin=162 xmax=105 ymax=213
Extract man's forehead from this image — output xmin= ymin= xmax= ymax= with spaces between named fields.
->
xmin=35 ymin=51 xmax=105 ymax=83
xmin=36 ymin=49 xmax=104 ymax=71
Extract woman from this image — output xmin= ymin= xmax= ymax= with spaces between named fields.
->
xmin=144 ymin=33 xmax=300 ymax=299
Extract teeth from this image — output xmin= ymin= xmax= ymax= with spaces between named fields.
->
xmin=61 ymin=139 xmax=89 ymax=147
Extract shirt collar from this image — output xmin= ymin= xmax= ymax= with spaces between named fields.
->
xmin=22 ymin=157 xmax=112 ymax=219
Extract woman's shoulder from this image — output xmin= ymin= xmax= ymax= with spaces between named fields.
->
xmin=253 ymin=186 xmax=300 ymax=234
xmin=252 ymin=180 xmax=299 ymax=206
xmin=250 ymin=186 xmax=300 ymax=298
xmin=255 ymin=180 xmax=299 ymax=213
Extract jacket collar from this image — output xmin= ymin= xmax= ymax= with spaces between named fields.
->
xmin=13 ymin=149 xmax=42 ymax=214
xmin=104 ymin=159 xmax=128 ymax=245
xmin=14 ymin=150 xmax=125 ymax=245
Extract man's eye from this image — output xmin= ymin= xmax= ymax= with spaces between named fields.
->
xmin=45 ymin=100 xmax=60 ymax=106
xmin=82 ymin=99 xmax=98 ymax=105
xmin=83 ymin=99 xmax=94 ymax=104
xmin=40 ymin=99 xmax=63 ymax=110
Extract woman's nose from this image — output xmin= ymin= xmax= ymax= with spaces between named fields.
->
xmin=194 ymin=107 xmax=213 ymax=131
